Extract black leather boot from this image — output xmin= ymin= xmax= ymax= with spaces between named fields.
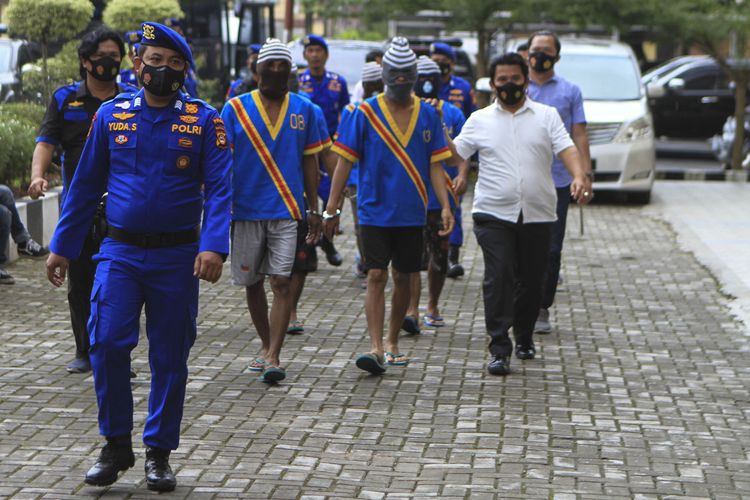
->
xmin=446 ymin=245 xmax=464 ymax=278
xmin=319 ymin=236 xmax=343 ymax=266
xmin=84 ymin=435 xmax=135 ymax=486
xmin=145 ymin=446 xmax=176 ymax=492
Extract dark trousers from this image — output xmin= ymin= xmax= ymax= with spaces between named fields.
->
xmin=0 ymin=185 xmax=31 ymax=266
xmin=473 ymin=213 xmax=552 ymax=357
xmin=541 ymin=187 xmax=571 ymax=309
xmin=68 ymin=230 xmax=99 ymax=359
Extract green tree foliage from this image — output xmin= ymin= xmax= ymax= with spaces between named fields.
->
xmin=22 ymin=40 xmax=81 ymax=102
xmin=6 ymin=0 xmax=93 ymax=101
xmin=0 ymin=103 xmax=46 ymax=190
xmin=103 ymin=0 xmax=184 ymax=33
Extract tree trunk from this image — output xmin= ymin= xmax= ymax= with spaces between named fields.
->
xmin=730 ymin=72 xmax=747 ymax=170
xmin=476 ymin=26 xmax=487 ymax=79
xmin=41 ymin=37 xmax=50 ymax=103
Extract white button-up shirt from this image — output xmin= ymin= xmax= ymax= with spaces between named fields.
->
xmin=453 ymin=98 xmax=574 ymax=224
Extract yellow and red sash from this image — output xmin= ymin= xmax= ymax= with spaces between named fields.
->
xmin=359 ymin=101 xmax=428 ymax=207
xmin=228 ymin=98 xmax=302 ymax=220
xmin=443 ymin=170 xmax=459 ymax=206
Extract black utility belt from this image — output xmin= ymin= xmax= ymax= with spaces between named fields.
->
xmin=106 ymin=225 xmax=200 ymax=249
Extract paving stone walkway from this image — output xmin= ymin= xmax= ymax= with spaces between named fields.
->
xmin=1 ymin=192 xmax=749 ymax=499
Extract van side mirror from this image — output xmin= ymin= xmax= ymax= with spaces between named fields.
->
xmin=667 ymin=78 xmax=685 ymax=91
xmin=646 ymin=82 xmax=666 ymax=99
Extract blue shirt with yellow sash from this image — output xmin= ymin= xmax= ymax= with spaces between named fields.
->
xmin=221 ymin=90 xmax=324 ymax=221
xmin=332 ymin=94 xmax=451 ymax=227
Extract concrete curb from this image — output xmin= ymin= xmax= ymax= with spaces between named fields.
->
xmin=4 ymin=186 xmax=61 ymax=263
xmin=656 ymin=170 xmax=750 ymax=182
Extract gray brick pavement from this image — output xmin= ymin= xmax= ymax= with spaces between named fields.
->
xmin=1 ymin=196 xmax=749 ymax=499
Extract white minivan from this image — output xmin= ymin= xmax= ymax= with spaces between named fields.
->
xmin=477 ymin=37 xmax=656 ymax=203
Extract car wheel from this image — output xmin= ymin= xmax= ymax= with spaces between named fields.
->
xmin=628 ymin=191 xmax=651 ymax=205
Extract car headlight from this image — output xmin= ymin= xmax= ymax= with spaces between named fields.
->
xmin=614 ymin=117 xmax=652 ymax=143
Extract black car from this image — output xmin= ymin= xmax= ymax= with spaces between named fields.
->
xmin=644 ymin=57 xmax=735 ymax=138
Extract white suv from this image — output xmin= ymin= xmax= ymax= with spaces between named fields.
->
xmin=478 ymin=37 xmax=656 ymax=203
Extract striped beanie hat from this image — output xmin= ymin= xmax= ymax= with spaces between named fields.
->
xmin=416 ymin=55 xmax=440 ymax=75
xmin=361 ymin=62 xmax=382 ymax=82
xmin=382 ymin=37 xmax=416 ymax=69
xmin=257 ymin=38 xmax=292 ymax=65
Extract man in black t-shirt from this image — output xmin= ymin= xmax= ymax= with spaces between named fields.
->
xmin=29 ymin=27 xmax=136 ymax=374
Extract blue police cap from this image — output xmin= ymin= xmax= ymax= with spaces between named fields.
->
xmin=303 ymin=34 xmax=328 ymax=52
xmin=140 ymin=22 xmax=195 ymax=71
xmin=430 ymin=42 xmax=456 ymax=62
xmin=125 ymin=30 xmax=142 ymax=46
xmin=248 ymin=43 xmax=262 ymax=55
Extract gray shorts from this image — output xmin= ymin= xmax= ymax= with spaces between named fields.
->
xmin=231 ymin=220 xmax=298 ymax=286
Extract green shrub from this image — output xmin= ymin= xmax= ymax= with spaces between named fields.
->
xmin=103 ymin=0 xmax=183 ymax=33
xmin=0 ymin=113 xmax=38 ymax=191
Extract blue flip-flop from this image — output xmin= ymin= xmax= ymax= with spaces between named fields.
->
xmin=355 ymin=353 xmax=386 ymax=374
xmin=423 ymin=314 xmax=445 ymax=327
xmin=248 ymin=357 xmax=265 ymax=373
xmin=401 ymin=315 xmax=421 ymax=334
xmin=261 ymin=366 xmax=286 ymax=383
xmin=385 ymin=352 xmax=409 ymax=366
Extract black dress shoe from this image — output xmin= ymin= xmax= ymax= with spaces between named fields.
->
xmin=487 ymin=355 xmax=511 ymax=375
xmin=320 ymin=237 xmax=343 ymax=266
xmin=145 ymin=447 xmax=176 ymax=492
xmin=515 ymin=344 xmax=536 ymax=360
xmin=446 ymin=262 xmax=464 ymax=278
xmin=84 ymin=437 xmax=135 ymax=486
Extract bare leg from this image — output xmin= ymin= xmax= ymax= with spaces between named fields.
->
xmin=364 ymin=268 xmax=388 ymax=359
xmin=245 ymin=279 xmax=269 ymax=357
xmin=427 ymin=266 xmax=446 ymax=318
xmin=289 ymin=272 xmax=306 ymax=323
xmin=386 ymin=269 xmax=411 ymax=358
xmin=406 ymin=272 xmax=421 ymax=319
xmin=265 ymin=274 xmax=292 ymax=367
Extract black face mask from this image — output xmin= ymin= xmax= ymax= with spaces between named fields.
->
xmin=528 ymin=51 xmax=556 ymax=72
xmin=414 ymin=75 xmax=441 ymax=99
xmin=87 ymin=56 xmax=121 ymax=82
xmin=288 ymin=75 xmax=299 ymax=94
xmin=496 ymin=82 xmax=525 ymax=106
xmin=437 ymin=62 xmax=452 ymax=77
xmin=139 ymin=63 xmax=186 ymax=97
xmin=259 ymin=66 xmax=290 ymax=100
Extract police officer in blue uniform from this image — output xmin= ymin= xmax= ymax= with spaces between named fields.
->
xmin=117 ymin=31 xmax=141 ymax=87
xmin=225 ymin=43 xmax=261 ymax=100
xmin=298 ymin=34 xmax=348 ymax=266
xmin=430 ymin=42 xmax=477 ymax=278
xmin=45 ymin=22 xmax=232 ymax=492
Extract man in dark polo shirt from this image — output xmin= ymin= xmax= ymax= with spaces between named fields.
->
xmin=29 ymin=27 xmax=136 ymax=374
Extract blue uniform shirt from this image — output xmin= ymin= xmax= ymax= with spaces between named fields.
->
xmin=528 ymin=74 xmax=586 ymax=187
xmin=427 ymin=100 xmax=465 ymax=211
xmin=221 ymin=90 xmax=324 ymax=221
xmin=335 ymin=103 xmax=358 ymax=187
xmin=438 ymin=75 xmax=476 ymax=119
xmin=117 ymin=69 xmax=138 ymax=88
xmin=332 ymin=94 xmax=451 ymax=227
xmin=50 ymin=89 xmax=232 ymax=259
xmin=298 ymin=68 xmax=350 ymax=137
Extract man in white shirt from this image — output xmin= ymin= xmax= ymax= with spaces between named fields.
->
xmin=444 ymin=52 xmax=592 ymax=376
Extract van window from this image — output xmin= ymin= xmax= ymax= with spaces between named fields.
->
xmin=555 ymin=53 xmax=641 ymax=100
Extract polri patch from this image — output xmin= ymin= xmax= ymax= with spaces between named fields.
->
xmin=178 ymin=137 xmax=193 ymax=148
xmin=115 ymin=134 xmax=128 ymax=145
xmin=180 ymin=115 xmax=200 ymax=124
xmin=185 ymin=103 xmax=199 ymax=114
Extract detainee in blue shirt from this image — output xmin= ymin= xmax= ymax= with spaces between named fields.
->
xmin=405 ymin=56 xmax=469 ymax=334
xmin=525 ymin=30 xmax=593 ymax=335
xmin=323 ymin=38 xmax=454 ymax=375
